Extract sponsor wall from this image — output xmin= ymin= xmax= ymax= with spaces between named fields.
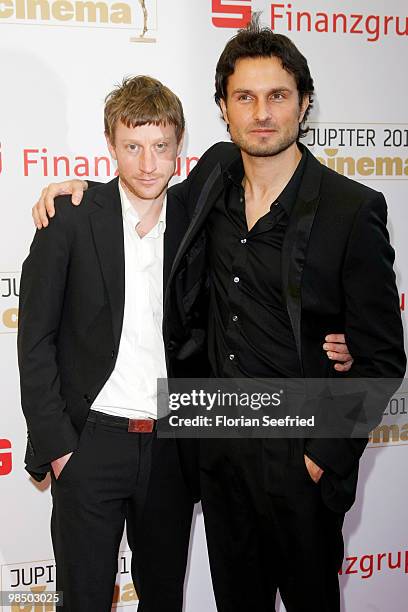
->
xmin=0 ymin=0 xmax=407 ymax=610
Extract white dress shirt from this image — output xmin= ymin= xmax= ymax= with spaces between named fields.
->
xmin=92 ymin=181 xmax=167 ymax=419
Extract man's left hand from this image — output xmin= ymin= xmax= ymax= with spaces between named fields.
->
xmin=323 ymin=334 xmax=353 ymax=372
xmin=304 ymin=455 xmax=324 ymax=483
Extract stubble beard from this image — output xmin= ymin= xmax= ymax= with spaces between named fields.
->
xmin=230 ymin=122 xmax=300 ymax=158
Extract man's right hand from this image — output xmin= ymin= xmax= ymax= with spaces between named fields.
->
xmin=51 ymin=452 xmax=73 ymax=480
xmin=32 ymin=180 xmax=88 ymax=229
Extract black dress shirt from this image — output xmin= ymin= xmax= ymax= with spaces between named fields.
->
xmin=207 ymin=149 xmax=306 ymax=378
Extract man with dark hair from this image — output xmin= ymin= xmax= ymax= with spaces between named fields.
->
xmin=214 ymin=18 xmax=314 ymax=140
xmin=179 ymin=20 xmax=403 ymax=611
xmin=29 ymin=19 xmax=404 ymax=612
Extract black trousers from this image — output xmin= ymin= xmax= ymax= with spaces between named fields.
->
xmin=50 ymin=411 xmax=193 ymax=612
xmin=199 ymin=438 xmax=344 ymax=612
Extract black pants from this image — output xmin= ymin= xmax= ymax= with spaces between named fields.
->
xmin=50 ymin=411 xmax=193 ymax=612
xmin=199 ymin=438 xmax=344 ymax=612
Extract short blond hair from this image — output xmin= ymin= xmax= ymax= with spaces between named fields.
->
xmin=104 ymin=75 xmax=185 ymax=144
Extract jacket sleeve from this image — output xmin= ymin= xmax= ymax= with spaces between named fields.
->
xmin=18 ymin=206 xmax=79 ymax=472
xmin=87 ymin=180 xmax=103 ymax=189
xmin=306 ymin=192 xmax=406 ymax=477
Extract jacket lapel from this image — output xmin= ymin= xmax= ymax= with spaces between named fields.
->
xmin=164 ymin=163 xmax=224 ymax=300
xmin=162 ymin=144 xmax=323 ymax=374
xmin=163 ymin=191 xmax=189 ymax=292
xmin=89 ymin=178 xmax=125 ymax=348
xmin=281 ymin=150 xmax=323 ymax=371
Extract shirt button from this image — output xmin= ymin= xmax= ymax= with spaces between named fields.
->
xmin=240 ymin=197 xmax=244 ymax=203
xmin=233 ymin=276 xmax=240 ymax=283
xmin=241 ymin=238 xmax=247 ymax=244
xmin=229 ymin=354 xmax=235 ymax=361
xmin=232 ymin=315 xmax=238 ymax=322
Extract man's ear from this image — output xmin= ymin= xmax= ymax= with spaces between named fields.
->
xmin=299 ymin=94 xmax=310 ymax=124
xmin=105 ymin=132 xmax=117 ymax=161
xmin=220 ymin=99 xmax=229 ymax=126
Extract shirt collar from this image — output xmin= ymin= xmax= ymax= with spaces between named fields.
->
xmin=277 ymin=145 xmax=306 ymax=216
xmin=118 ymin=180 xmax=167 ymax=237
xmin=223 ymin=156 xmax=245 ymax=190
xmin=223 ymin=144 xmax=307 ymax=217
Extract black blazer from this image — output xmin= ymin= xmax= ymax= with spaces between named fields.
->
xmin=18 ymin=177 xmax=198 ymax=481
xmin=165 ymin=142 xmax=406 ymax=512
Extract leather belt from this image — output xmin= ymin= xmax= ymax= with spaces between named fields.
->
xmin=87 ymin=410 xmax=156 ymax=433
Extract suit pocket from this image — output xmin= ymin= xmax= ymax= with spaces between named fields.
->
xmin=55 ymin=452 xmax=75 ymax=481
xmin=301 ymin=451 xmax=318 ymax=484
xmin=54 ymin=419 xmax=93 ymax=483
xmin=291 ymin=439 xmax=318 ymax=485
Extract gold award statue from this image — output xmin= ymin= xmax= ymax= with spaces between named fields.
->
xmin=130 ymin=0 xmax=156 ymax=42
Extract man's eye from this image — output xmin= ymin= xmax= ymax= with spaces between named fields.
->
xmin=128 ymin=144 xmax=138 ymax=151
xmin=156 ymin=143 xmax=168 ymax=151
xmin=271 ymin=93 xmax=284 ymax=101
xmin=238 ymin=95 xmax=252 ymax=102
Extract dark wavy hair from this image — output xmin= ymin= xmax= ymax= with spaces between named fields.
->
xmin=214 ymin=15 xmax=314 ymax=139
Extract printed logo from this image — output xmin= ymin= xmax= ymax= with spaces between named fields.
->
xmin=0 ymin=272 xmax=19 ymax=334
xmin=270 ymin=3 xmax=408 ymax=43
xmin=113 ymin=550 xmax=138 ymax=608
xmin=21 ymin=147 xmax=199 ymax=180
xmin=210 ymin=2 xmax=408 ymax=43
xmin=368 ymin=391 xmax=408 ymax=448
xmin=1 ymin=560 xmax=57 ymax=611
xmin=1 ymin=552 xmax=137 ymax=610
xmin=306 ymin=123 xmax=408 ymax=180
xmin=339 ymin=549 xmax=408 ymax=580
xmin=0 ymin=0 xmax=157 ymax=42
xmin=0 ymin=439 xmax=12 ymax=476
xmin=211 ymin=0 xmax=252 ymax=29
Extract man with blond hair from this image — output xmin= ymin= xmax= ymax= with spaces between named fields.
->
xmin=18 ymin=76 xmax=193 ymax=612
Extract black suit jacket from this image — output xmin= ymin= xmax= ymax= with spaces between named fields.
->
xmin=165 ymin=142 xmax=406 ymax=512
xmin=18 ymin=177 xmax=198 ymax=481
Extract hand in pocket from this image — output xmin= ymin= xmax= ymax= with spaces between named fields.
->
xmin=51 ymin=452 xmax=73 ymax=480
xmin=304 ymin=454 xmax=323 ymax=483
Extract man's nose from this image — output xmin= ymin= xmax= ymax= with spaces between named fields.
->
xmin=254 ymin=98 xmax=272 ymax=123
xmin=139 ymin=149 xmax=157 ymax=174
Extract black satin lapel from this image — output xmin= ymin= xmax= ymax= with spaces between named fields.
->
xmin=282 ymin=196 xmax=320 ymax=373
xmin=282 ymin=149 xmax=324 ymax=372
xmin=165 ymin=162 xmax=223 ymax=296
xmin=89 ymin=205 xmax=125 ymax=348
